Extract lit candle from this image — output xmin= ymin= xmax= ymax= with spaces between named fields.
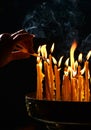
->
xmin=70 ymin=40 xmax=77 ymax=78
xmin=49 ymin=43 xmax=55 ymax=100
xmin=78 ymin=53 xmax=82 ymax=76
xmin=84 ymin=60 xmax=89 ymax=101
xmin=62 ymin=58 xmax=71 ymax=101
xmin=36 ymin=58 xmax=43 ymax=100
xmin=36 ymin=46 xmax=44 ymax=100
xmin=71 ymin=63 xmax=78 ymax=101
xmin=44 ymin=59 xmax=52 ymax=100
xmin=62 ymin=70 xmax=71 ymax=101
xmin=52 ymin=56 xmax=61 ymax=100
xmin=69 ymin=41 xmax=78 ymax=101
xmin=78 ymin=74 xmax=85 ymax=101
xmin=40 ymin=44 xmax=51 ymax=100
xmin=58 ymin=56 xmax=64 ymax=100
xmin=84 ymin=50 xmax=91 ymax=101
xmin=71 ymin=75 xmax=77 ymax=101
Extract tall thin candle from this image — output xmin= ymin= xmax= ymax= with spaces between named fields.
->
xmin=52 ymin=57 xmax=61 ymax=100
xmin=49 ymin=43 xmax=55 ymax=100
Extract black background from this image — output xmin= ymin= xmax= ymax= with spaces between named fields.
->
xmin=0 ymin=0 xmax=91 ymax=128
xmin=0 ymin=0 xmax=91 ymax=36
xmin=0 ymin=0 xmax=45 ymax=33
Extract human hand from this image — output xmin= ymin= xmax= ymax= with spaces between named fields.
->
xmin=0 ymin=29 xmax=35 ymax=67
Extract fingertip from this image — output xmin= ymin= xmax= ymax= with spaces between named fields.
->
xmin=11 ymin=29 xmax=27 ymax=37
xmin=33 ymin=34 xmax=35 ymax=37
xmin=0 ymin=33 xmax=11 ymax=41
xmin=29 ymin=34 xmax=35 ymax=38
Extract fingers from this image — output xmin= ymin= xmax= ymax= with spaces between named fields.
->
xmin=11 ymin=51 xmax=30 ymax=61
xmin=12 ymin=32 xmax=35 ymax=54
xmin=10 ymin=29 xmax=27 ymax=38
xmin=11 ymin=29 xmax=35 ymax=39
xmin=12 ymin=33 xmax=35 ymax=41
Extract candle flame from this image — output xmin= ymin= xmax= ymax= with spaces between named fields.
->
xmin=46 ymin=58 xmax=50 ymax=64
xmin=74 ymin=60 xmax=78 ymax=71
xmin=65 ymin=58 xmax=69 ymax=67
xmin=68 ymin=66 xmax=72 ymax=73
xmin=50 ymin=43 xmax=55 ymax=53
xmin=72 ymin=70 xmax=77 ymax=77
xmin=78 ymin=53 xmax=82 ymax=63
xmin=40 ymin=44 xmax=47 ymax=58
xmin=64 ymin=63 xmax=70 ymax=76
xmin=37 ymin=56 xmax=41 ymax=63
xmin=70 ymin=40 xmax=77 ymax=70
xmin=86 ymin=50 xmax=91 ymax=60
xmin=64 ymin=71 xmax=69 ymax=76
xmin=52 ymin=56 xmax=57 ymax=64
xmin=38 ymin=46 xmax=41 ymax=54
xmin=88 ymin=70 xmax=90 ymax=79
xmin=58 ymin=68 xmax=61 ymax=71
xmin=58 ymin=56 xmax=64 ymax=67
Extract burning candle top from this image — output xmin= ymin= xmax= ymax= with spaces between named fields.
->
xmin=35 ymin=40 xmax=91 ymax=102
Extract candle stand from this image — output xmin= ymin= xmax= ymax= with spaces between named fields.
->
xmin=25 ymin=93 xmax=91 ymax=130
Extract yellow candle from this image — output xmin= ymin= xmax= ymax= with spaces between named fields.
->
xmin=71 ymin=77 xmax=77 ymax=101
xmin=84 ymin=60 xmax=90 ymax=101
xmin=78 ymin=53 xmax=82 ymax=76
xmin=62 ymin=67 xmax=71 ymax=101
xmin=78 ymin=75 xmax=85 ymax=101
xmin=54 ymin=64 xmax=61 ymax=100
xmin=84 ymin=51 xmax=91 ymax=101
xmin=44 ymin=60 xmax=52 ymax=100
xmin=49 ymin=54 xmax=54 ymax=100
xmin=78 ymin=65 xmax=81 ymax=76
xmin=36 ymin=63 xmax=39 ymax=99
xmin=57 ymin=68 xmax=61 ymax=100
xmin=70 ymin=41 xmax=77 ymax=78
xmin=36 ymin=59 xmax=43 ymax=100
xmin=48 ymin=43 xmax=55 ymax=100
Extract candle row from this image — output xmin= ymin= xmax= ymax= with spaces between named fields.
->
xmin=36 ymin=42 xmax=91 ymax=102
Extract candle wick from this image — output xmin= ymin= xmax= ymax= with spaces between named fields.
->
xmin=30 ymin=53 xmax=48 ymax=61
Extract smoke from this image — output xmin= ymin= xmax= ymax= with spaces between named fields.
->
xmin=22 ymin=1 xmax=62 ymax=39
xmin=22 ymin=0 xmax=86 ymax=58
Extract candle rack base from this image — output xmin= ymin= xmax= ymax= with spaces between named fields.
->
xmin=25 ymin=93 xmax=91 ymax=130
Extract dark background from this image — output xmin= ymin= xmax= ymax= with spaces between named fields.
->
xmin=0 ymin=0 xmax=91 ymax=57
xmin=0 ymin=0 xmax=44 ymax=33
xmin=0 ymin=0 xmax=91 ymax=129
